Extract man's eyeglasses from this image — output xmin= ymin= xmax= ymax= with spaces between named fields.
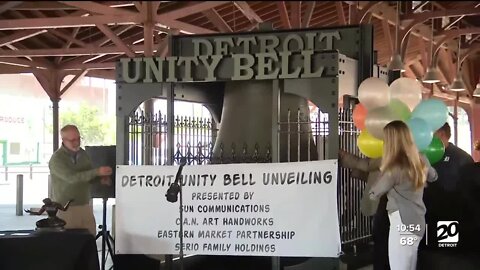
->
xmin=63 ymin=137 xmax=82 ymax=142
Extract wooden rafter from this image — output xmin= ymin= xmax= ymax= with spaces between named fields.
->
xmin=434 ymin=27 xmax=480 ymax=56
xmin=381 ymin=19 xmax=393 ymax=57
xmin=203 ymin=8 xmax=232 ymax=32
xmin=0 ymin=14 xmax=142 ymax=30
xmin=353 ymin=2 xmax=381 ymax=24
xmin=96 ymin=24 xmax=136 ymax=57
xmin=49 ymin=29 xmax=89 ymax=48
xmin=60 ymin=69 xmax=88 ymax=95
xmin=290 ymin=2 xmax=301 ymax=29
xmin=460 ymin=43 xmax=480 ymax=64
xmin=9 ymin=10 xmax=64 ymax=48
xmin=0 ymin=44 xmax=155 ymax=57
xmin=417 ymin=37 xmax=428 ymax=72
xmin=0 ymin=1 xmax=24 ymax=15
xmin=142 ymin=1 xmax=155 ymax=57
xmin=401 ymin=7 xmax=480 ymax=24
xmin=56 ymin=27 xmax=80 ymax=64
xmin=0 ymin=29 xmax=46 ymax=47
xmin=59 ymin=25 xmax=134 ymax=67
xmin=335 ymin=2 xmax=346 ymax=25
xmin=234 ymin=1 xmax=263 ymax=23
xmin=158 ymin=1 xmax=229 ymax=21
xmin=155 ymin=28 xmax=179 ymax=57
xmin=58 ymin=1 xmax=137 ymax=16
xmin=277 ymin=2 xmax=291 ymax=29
xmin=0 ymin=57 xmax=49 ymax=69
xmin=412 ymin=1 xmax=429 ymax=13
xmin=302 ymin=2 xmax=315 ymax=28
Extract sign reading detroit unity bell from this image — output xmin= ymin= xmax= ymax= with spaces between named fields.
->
xmin=120 ymin=30 xmax=342 ymax=83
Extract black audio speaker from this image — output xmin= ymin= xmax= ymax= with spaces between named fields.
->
xmin=85 ymin=145 xmax=116 ymax=199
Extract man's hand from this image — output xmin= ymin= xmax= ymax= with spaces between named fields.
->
xmin=100 ymin=176 xmax=112 ymax=186
xmin=97 ymin=166 xmax=112 ymax=176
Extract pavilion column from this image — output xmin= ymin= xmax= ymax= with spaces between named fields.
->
xmin=33 ymin=69 xmax=66 ymax=197
xmin=33 ymin=70 xmax=63 ymax=149
xmin=51 ymin=97 xmax=61 ymax=152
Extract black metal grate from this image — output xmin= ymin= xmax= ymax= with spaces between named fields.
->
xmin=126 ymin=105 xmax=372 ymax=249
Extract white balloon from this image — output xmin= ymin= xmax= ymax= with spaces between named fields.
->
xmin=389 ymin=78 xmax=423 ymax=111
xmin=358 ymin=77 xmax=390 ymax=110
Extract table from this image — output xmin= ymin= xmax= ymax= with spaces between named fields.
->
xmin=0 ymin=229 xmax=100 ymax=270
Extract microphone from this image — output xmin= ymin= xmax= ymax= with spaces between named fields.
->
xmin=166 ymin=157 xmax=187 ymax=203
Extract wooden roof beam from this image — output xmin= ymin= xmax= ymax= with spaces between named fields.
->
xmin=60 ymin=69 xmax=87 ymax=95
xmin=401 ymin=7 xmax=480 ymax=23
xmin=49 ymin=29 xmax=90 ymax=48
xmin=0 ymin=14 xmax=142 ymax=30
xmin=290 ymin=2 xmax=301 ymax=29
xmin=0 ymin=44 xmax=157 ymax=57
xmin=0 ymin=57 xmax=49 ymax=69
xmin=301 ymin=2 xmax=315 ymax=28
xmin=203 ymin=8 xmax=232 ymax=32
xmin=0 ymin=1 xmax=23 ymax=15
xmin=96 ymin=24 xmax=136 ymax=58
xmin=434 ymin=27 xmax=480 ymax=56
xmin=0 ymin=29 xmax=47 ymax=47
xmin=234 ymin=1 xmax=263 ymax=23
xmin=335 ymin=2 xmax=347 ymax=26
xmin=277 ymin=2 xmax=291 ymax=29
xmin=58 ymin=1 xmax=138 ymax=16
xmin=158 ymin=1 xmax=229 ymax=21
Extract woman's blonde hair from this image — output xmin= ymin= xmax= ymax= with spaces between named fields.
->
xmin=380 ymin=120 xmax=426 ymax=190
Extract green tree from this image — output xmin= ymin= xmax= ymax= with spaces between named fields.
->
xmin=60 ymin=102 xmax=114 ymax=146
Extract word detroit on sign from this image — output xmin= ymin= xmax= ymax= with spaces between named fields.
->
xmin=115 ymin=160 xmax=341 ymax=257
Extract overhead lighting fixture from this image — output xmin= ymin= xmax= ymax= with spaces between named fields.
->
xmin=449 ymin=36 xmax=465 ymax=92
xmin=423 ymin=66 xmax=441 ymax=83
xmin=473 ymin=83 xmax=480 ymax=97
xmin=423 ymin=7 xmax=440 ymax=83
xmin=388 ymin=1 xmax=405 ymax=72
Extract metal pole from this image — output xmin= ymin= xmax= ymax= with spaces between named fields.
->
xmin=52 ymin=98 xmax=60 ymax=152
xmin=454 ymin=93 xmax=459 ymax=145
xmin=51 ymin=98 xmax=60 ymax=198
xmin=16 ymin=174 xmax=23 ymax=216
xmin=48 ymin=175 xmax=53 ymax=198
xmin=271 ymin=80 xmax=281 ymax=270
xmin=179 ymin=180 xmax=184 ymax=270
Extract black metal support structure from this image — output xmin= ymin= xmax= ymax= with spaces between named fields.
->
xmin=96 ymin=197 xmax=115 ymax=270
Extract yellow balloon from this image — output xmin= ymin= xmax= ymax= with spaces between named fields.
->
xmin=358 ymin=130 xmax=384 ymax=158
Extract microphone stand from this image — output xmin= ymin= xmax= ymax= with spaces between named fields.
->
xmin=166 ymin=158 xmax=187 ymax=270
xmin=178 ymin=177 xmax=184 ymax=270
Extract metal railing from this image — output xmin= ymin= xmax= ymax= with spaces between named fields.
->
xmin=126 ymin=106 xmax=373 ymax=249
xmin=0 ymin=165 xmax=51 ymax=216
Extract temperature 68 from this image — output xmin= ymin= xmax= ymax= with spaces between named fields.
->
xmin=400 ymin=236 xmax=418 ymax=246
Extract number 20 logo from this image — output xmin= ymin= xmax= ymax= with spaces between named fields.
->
xmin=437 ymin=221 xmax=459 ymax=243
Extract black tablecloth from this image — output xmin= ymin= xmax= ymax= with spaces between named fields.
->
xmin=0 ymin=229 xmax=99 ymax=270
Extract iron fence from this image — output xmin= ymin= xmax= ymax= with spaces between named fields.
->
xmin=126 ymin=106 xmax=372 ymax=249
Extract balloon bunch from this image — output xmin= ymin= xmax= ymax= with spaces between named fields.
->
xmin=354 ymin=77 xmax=447 ymax=164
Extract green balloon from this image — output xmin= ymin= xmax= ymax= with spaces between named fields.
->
xmin=389 ymin=98 xmax=411 ymax=121
xmin=421 ymin=136 xmax=445 ymax=165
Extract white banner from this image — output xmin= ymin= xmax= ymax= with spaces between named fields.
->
xmin=115 ymin=160 xmax=341 ymax=257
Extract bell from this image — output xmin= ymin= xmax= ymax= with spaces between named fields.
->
xmin=213 ymin=80 xmax=317 ymax=162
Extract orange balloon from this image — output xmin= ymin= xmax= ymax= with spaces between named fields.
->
xmin=353 ymin=103 xmax=368 ymax=130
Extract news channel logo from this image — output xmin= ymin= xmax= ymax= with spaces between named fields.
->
xmin=437 ymin=221 xmax=459 ymax=248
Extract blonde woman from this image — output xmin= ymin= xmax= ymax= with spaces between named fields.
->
xmin=369 ymin=120 xmax=437 ymax=270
